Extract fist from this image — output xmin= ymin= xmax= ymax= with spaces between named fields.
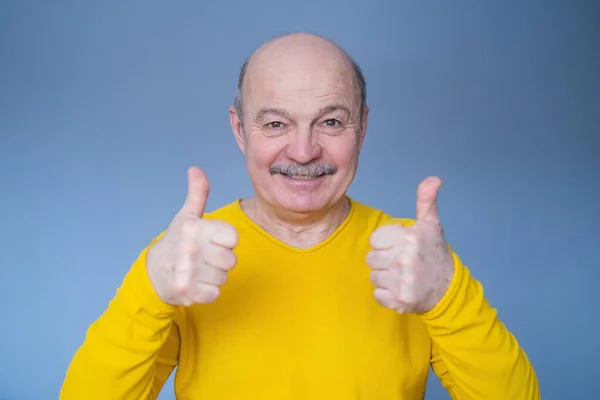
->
xmin=366 ymin=177 xmax=455 ymax=314
xmin=146 ymin=167 xmax=239 ymax=306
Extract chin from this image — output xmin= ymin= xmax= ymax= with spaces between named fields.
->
xmin=276 ymin=193 xmax=327 ymax=214
xmin=254 ymin=173 xmax=348 ymax=215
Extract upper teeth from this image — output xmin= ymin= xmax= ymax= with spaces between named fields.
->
xmin=289 ymin=174 xmax=318 ymax=180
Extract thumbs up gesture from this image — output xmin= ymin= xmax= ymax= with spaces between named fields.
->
xmin=146 ymin=167 xmax=239 ymax=306
xmin=367 ymin=177 xmax=455 ymax=314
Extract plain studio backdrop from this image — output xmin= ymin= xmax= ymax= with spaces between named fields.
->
xmin=1 ymin=1 xmax=598 ymax=399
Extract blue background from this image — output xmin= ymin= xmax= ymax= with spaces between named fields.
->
xmin=1 ymin=1 xmax=598 ymax=399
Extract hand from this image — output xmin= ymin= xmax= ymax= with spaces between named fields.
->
xmin=366 ymin=177 xmax=455 ymax=314
xmin=146 ymin=167 xmax=239 ymax=306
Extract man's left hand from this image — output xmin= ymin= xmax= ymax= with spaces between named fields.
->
xmin=367 ymin=177 xmax=455 ymax=314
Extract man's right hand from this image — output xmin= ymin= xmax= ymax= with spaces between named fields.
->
xmin=146 ymin=166 xmax=239 ymax=306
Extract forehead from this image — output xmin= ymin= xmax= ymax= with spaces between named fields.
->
xmin=243 ymin=44 xmax=359 ymax=115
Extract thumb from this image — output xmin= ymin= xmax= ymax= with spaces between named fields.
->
xmin=416 ymin=176 xmax=442 ymax=223
xmin=182 ymin=166 xmax=210 ymax=217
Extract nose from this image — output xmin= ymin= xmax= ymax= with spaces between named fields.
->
xmin=283 ymin=126 xmax=322 ymax=164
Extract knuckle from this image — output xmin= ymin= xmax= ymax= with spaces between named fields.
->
xmin=217 ymin=270 xmax=228 ymax=286
xmin=203 ymin=267 xmax=227 ymax=286
xmin=198 ymin=285 xmax=220 ymax=304
xmin=368 ymin=235 xmax=377 ymax=249
xmin=386 ymin=224 xmax=403 ymax=240
xmin=180 ymin=240 xmax=201 ymax=256
xmin=173 ymin=280 xmax=190 ymax=296
xmin=394 ymin=290 xmax=415 ymax=306
xmin=172 ymin=268 xmax=194 ymax=295
xmin=180 ymin=297 xmax=193 ymax=307
xmin=369 ymin=270 xmax=377 ymax=285
xmin=181 ymin=218 xmax=200 ymax=235
xmin=394 ymin=292 xmax=407 ymax=305
xmin=396 ymin=252 xmax=414 ymax=266
xmin=196 ymin=222 xmax=212 ymax=241
xmin=374 ymin=291 xmax=393 ymax=309
xmin=402 ymin=270 xmax=417 ymax=286
xmin=226 ymin=226 xmax=239 ymax=246
xmin=369 ymin=229 xmax=385 ymax=248
xmin=406 ymin=232 xmax=420 ymax=246
xmin=209 ymin=246 xmax=237 ymax=270
xmin=365 ymin=250 xmax=377 ymax=266
xmin=225 ymin=250 xmax=237 ymax=269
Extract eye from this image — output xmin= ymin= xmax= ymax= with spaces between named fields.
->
xmin=323 ymin=119 xmax=341 ymax=127
xmin=266 ymin=121 xmax=284 ymax=128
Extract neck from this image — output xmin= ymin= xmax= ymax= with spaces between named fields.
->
xmin=240 ymin=196 xmax=351 ymax=249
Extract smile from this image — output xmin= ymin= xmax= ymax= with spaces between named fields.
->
xmin=282 ymin=173 xmax=326 ymax=180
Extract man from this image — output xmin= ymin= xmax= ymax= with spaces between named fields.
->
xmin=61 ymin=33 xmax=540 ymax=399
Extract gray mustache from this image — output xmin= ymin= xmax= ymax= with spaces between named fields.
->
xmin=270 ymin=162 xmax=337 ymax=177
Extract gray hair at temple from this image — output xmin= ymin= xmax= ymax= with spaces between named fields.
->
xmin=232 ymin=37 xmax=367 ymax=127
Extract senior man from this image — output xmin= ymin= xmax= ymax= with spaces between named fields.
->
xmin=61 ymin=33 xmax=540 ymax=399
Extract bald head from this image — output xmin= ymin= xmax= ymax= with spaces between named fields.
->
xmin=233 ymin=33 xmax=367 ymax=125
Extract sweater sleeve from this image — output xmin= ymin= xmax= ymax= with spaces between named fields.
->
xmin=423 ymin=251 xmax=540 ymax=399
xmin=60 ymin=233 xmax=181 ymax=400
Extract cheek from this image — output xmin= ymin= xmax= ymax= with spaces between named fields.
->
xmin=323 ymin=136 xmax=359 ymax=169
xmin=246 ymin=138 xmax=284 ymax=169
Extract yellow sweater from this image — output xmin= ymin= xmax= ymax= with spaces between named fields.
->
xmin=60 ymin=199 xmax=539 ymax=399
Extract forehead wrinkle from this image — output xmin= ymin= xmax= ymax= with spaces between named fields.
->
xmin=247 ymin=71 xmax=357 ymax=115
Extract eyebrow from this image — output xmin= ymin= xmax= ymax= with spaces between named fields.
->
xmin=253 ymin=104 xmax=351 ymax=122
xmin=317 ymin=104 xmax=351 ymax=118
xmin=254 ymin=107 xmax=292 ymax=122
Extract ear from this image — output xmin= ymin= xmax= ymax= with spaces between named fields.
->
xmin=229 ymin=106 xmax=246 ymax=154
xmin=358 ymin=105 xmax=369 ymax=150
